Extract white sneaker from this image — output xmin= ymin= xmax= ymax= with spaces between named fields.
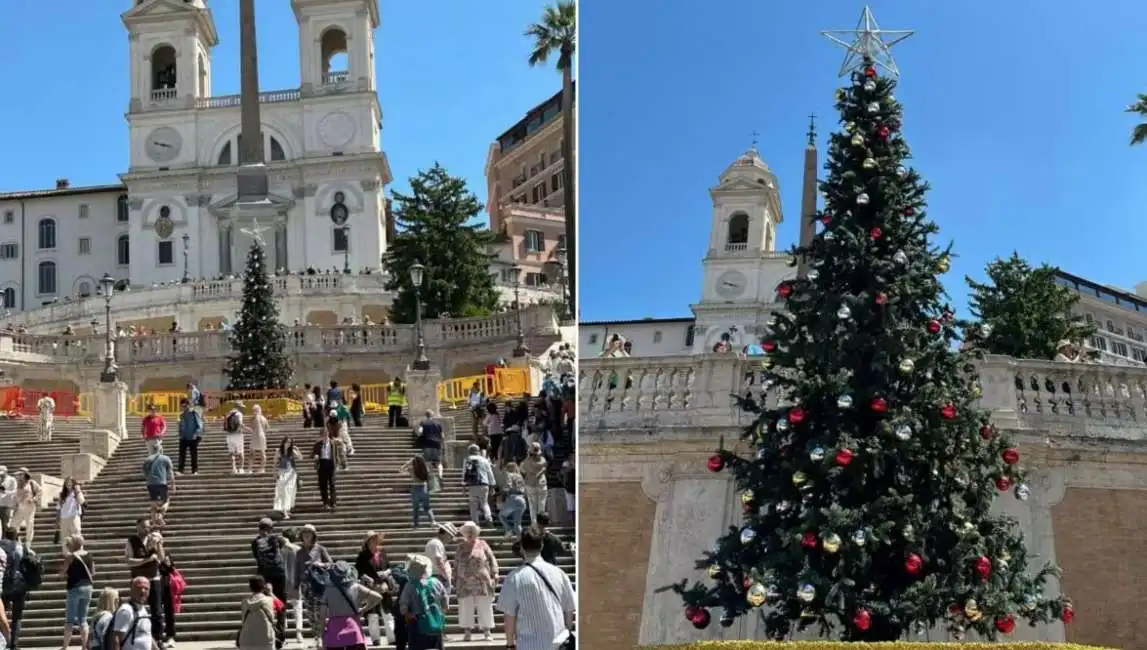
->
xmin=463 ymin=631 xmax=473 ymax=642
xmin=482 ymin=631 xmax=493 ymax=641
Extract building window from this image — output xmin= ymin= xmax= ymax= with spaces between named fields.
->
xmin=1084 ymin=312 xmax=1094 ymax=323
xmin=556 ymin=234 xmax=567 ymax=253
xmin=727 ymin=213 xmax=750 ymax=246
xmin=217 ymin=141 xmax=233 ymax=166
xmin=117 ymin=195 xmax=130 ymax=222
xmin=0 ymin=288 xmax=14 ymax=309
xmin=653 ymin=330 xmax=662 ymax=343
xmin=524 ymin=272 xmax=545 ymax=287
xmin=551 ymin=173 xmax=563 ymax=191
xmin=1134 ymin=348 xmax=1147 ymax=363
xmin=0 ymin=243 xmax=17 ymax=260
xmin=1113 ymin=341 xmax=1129 ymax=357
xmin=37 ymin=218 xmax=56 ymax=250
xmin=2 ymin=211 xmax=12 ymax=225
xmin=531 ymin=183 xmax=549 ymax=204
xmin=685 ymin=324 xmax=696 ymax=347
xmin=78 ymin=281 xmax=92 ymax=298
xmin=117 ymin=235 xmax=130 ymax=266
xmin=78 ymin=204 xmax=89 ymax=219
xmin=588 ymin=334 xmax=598 ymax=345
xmin=1090 ymin=335 xmax=1108 ymax=352
xmin=270 ymin=137 xmax=286 ymax=161
xmin=37 ymin=261 xmax=56 ymax=295
xmin=333 ymin=227 xmax=349 ymax=253
xmin=524 ymin=230 xmax=544 ymax=253
xmin=157 ymin=240 xmax=175 ymax=265
xmin=78 ymin=237 xmax=91 ymax=255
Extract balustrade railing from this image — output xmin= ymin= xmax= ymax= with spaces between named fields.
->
xmin=2 ymin=306 xmax=556 ymax=365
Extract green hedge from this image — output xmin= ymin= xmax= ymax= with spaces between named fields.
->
xmin=638 ymin=644 xmax=1117 ymax=650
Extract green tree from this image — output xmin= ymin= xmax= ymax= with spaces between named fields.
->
xmin=1127 ymin=93 xmax=1147 ymax=145
xmin=671 ymin=60 xmax=1073 ymax=641
xmin=222 ymin=236 xmax=293 ymax=390
xmin=526 ymin=0 xmax=576 ymax=317
xmin=384 ymin=164 xmax=500 ymax=323
xmin=965 ymin=253 xmax=1096 ymax=360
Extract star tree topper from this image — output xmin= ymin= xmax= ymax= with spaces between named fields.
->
xmin=240 ymin=219 xmax=270 ymax=247
xmin=822 ymin=5 xmax=914 ymax=79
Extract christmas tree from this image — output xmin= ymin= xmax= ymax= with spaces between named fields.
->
xmin=222 ymin=231 xmax=293 ymax=390
xmin=383 ymin=164 xmax=500 ymax=323
xmin=672 ymin=59 xmax=1074 ymax=641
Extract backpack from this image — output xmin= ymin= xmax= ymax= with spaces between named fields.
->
xmin=21 ymin=549 xmax=44 ymax=590
xmin=253 ymin=535 xmax=284 ymax=572
xmin=415 ymin=578 xmax=445 ymax=635
xmin=224 ymin=411 xmax=240 ymax=433
xmin=463 ymin=459 xmax=481 ymax=487
xmin=3 ymin=545 xmax=43 ymax=596
xmin=90 ymin=611 xmax=113 ymax=650
xmin=196 ymin=392 xmax=207 ymax=408
xmin=107 ymin=603 xmax=144 ymax=650
xmin=504 ymin=432 xmax=528 ymax=464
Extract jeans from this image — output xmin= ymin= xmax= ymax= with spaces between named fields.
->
xmin=177 ymin=437 xmax=200 ymax=473
xmin=317 ymin=460 xmax=337 ymax=507
xmin=388 ymin=405 xmax=404 ymax=427
xmin=64 ymin=584 xmax=92 ymax=626
xmin=4 ymin=590 xmax=26 ymax=649
xmin=411 ymin=484 xmax=435 ymax=528
xmin=499 ymin=494 xmax=526 ymax=537
xmin=148 ymin=577 xmax=166 ymax=641
xmin=259 ymin=569 xmax=287 ymax=643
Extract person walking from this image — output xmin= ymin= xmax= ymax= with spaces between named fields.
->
xmin=498 ymin=463 xmax=527 ymax=540
xmin=453 ymin=522 xmax=498 ymax=642
xmin=250 ymin=519 xmax=287 ymax=648
xmin=495 ymin=529 xmax=576 ymax=650
xmin=348 ymin=384 xmax=365 ymax=428
xmin=112 ymin=578 xmax=157 ymax=650
xmin=58 ymin=533 xmax=95 ymax=650
xmin=10 ymin=471 xmax=39 ymax=547
xmin=397 ymin=555 xmax=447 ymax=650
xmin=354 ymin=532 xmax=394 ymax=646
xmin=250 ymin=405 xmax=271 ymax=474
xmin=320 ymin=562 xmax=383 ymax=650
xmin=520 ymin=443 xmax=549 ymax=525
xmin=143 ymin=443 xmax=175 ymax=517
xmin=415 ymin=412 xmax=443 ymax=493
xmin=294 ymin=525 xmax=332 ymax=648
xmin=123 ymin=522 xmax=165 ymax=646
xmin=176 ymin=399 xmax=204 ymax=476
xmin=56 ymin=477 xmax=84 ymax=553
xmin=273 ymin=438 xmax=300 ymax=520
xmin=236 ymin=575 xmax=277 ymax=650
xmin=141 ymin=404 xmax=167 ymax=456
xmin=398 ymin=455 xmax=435 ymax=529
xmin=0 ymin=467 xmax=16 ymax=532
xmin=386 ymin=378 xmax=406 ymax=428
xmin=224 ymin=402 xmax=248 ymax=475
xmin=461 ymin=445 xmax=495 ymax=524
xmin=311 ymin=425 xmax=340 ymax=512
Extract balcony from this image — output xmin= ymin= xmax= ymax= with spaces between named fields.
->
xmin=323 ymin=70 xmax=350 ymax=86
xmin=149 ymin=87 xmax=179 ymax=106
xmin=196 ymin=89 xmax=302 ymax=110
xmin=725 ymin=242 xmax=748 ymax=253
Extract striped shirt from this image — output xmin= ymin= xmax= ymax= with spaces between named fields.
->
xmin=495 ymin=557 xmax=575 ymax=650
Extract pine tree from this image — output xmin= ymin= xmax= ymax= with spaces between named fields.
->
xmin=966 ymin=253 xmax=1096 ymax=360
xmin=383 ymin=164 xmax=500 ymax=323
xmin=222 ymin=237 xmax=293 ymax=390
xmin=672 ymin=60 xmax=1074 ymax=641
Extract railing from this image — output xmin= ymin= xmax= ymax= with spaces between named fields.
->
xmin=3 ymin=307 xmax=557 ymax=365
xmin=194 ymin=89 xmax=302 ymax=109
xmin=724 ymin=242 xmax=748 ymax=253
xmin=149 ymin=87 xmax=178 ymax=104
xmin=323 ymin=71 xmax=350 ymax=85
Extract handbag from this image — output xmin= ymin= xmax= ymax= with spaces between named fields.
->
xmin=524 ymin=563 xmax=575 ymax=650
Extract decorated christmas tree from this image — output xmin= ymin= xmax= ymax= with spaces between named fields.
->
xmin=671 ymin=58 xmax=1074 ymax=641
xmin=222 ymin=226 xmax=293 ymax=390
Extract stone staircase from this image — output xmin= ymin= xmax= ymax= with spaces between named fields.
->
xmin=16 ymin=417 xmax=574 ymax=650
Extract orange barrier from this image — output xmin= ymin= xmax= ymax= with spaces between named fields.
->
xmin=20 ymin=390 xmax=79 ymax=416
xmin=0 ymin=387 xmax=19 ymax=414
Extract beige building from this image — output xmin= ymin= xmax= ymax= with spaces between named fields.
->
xmin=1055 ymin=269 xmax=1147 ymax=366
xmin=485 ymin=87 xmax=571 ymax=295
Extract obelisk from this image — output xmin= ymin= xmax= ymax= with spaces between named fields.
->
xmin=236 ymin=0 xmax=269 ymax=203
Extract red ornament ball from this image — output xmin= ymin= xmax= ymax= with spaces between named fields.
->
xmin=801 ymin=531 xmax=818 ymax=548
xmin=974 ymin=555 xmax=992 ymax=579
xmin=864 ymin=66 xmax=877 ymax=78
xmin=1002 ymin=447 xmax=1020 ymax=465
xmin=876 ymin=125 xmax=891 ymax=139
xmin=980 ymin=424 xmax=995 ymax=440
xmin=870 ymin=397 xmax=888 ymax=414
xmin=927 ymin=319 xmax=942 ymax=334
xmin=940 ymin=403 xmax=957 ymax=420
xmin=742 ymin=577 xmax=752 ymax=589
xmin=689 ymin=607 xmax=711 ymax=629
xmin=853 ymin=608 xmax=872 ymax=631
xmin=996 ymin=476 xmax=1013 ymax=491
xmin=707 ymin=455 xmax=725 ymax=473
xmin=685 ymin=605 xmax=701 ymax=620
xmin=903 ymin=207 xmax=916 ymax=216
xmin=819 ymin=213 xmax=831 ymax=225
xmin=835 ymin=448 xmax=855 ymax=466
xmin=949 ymin=603 xmax=963 ymax=616
xmin=762 ymin=340 xmax=776 ymax=353
xmin=778 ymin=283 xmax=793 ymax=298
xmin=870 ymin=227 xmax=883 ymax=240
xmin=996 ymin=616 xmax=1016 ymax=634
xmin=904 ymin=553 xmax=923 ymax=575
xmin=875 ymin=293 xmax=888 ymax=305
xmin=1062 ymin=606 xmax=1075 ymax=624
xmin=788 ymin=407 xmax=807 ymax=424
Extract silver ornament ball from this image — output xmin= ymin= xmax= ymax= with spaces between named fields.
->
xmin=893 ymin=250 xmax=908 ymax=264
xmin=797 ymin=584 xmax=816 ymax=603
xmin=837 ymin=394 xmax=854 ymax=409
xmin=864 ymin=80 xmax=876 ymax=91
xmin=857 ymin=193 xmax=870 ymax=205
xmin=894 ymin=423 xmax=912 ymax=441
xmin=866 ymin=102 xmax=880 ymax=113
xmin=837 ymin=305 xmax=852 ymax=320
xmin=809 ymin=446 xmax=826 ymax=462
xmin=851 ymin=529 xmax=868 ymax=547
xmin=739 ymin=526 xmax=757 ymax=545
xmin=1014 ymin=483 xmax=1031 ymax=501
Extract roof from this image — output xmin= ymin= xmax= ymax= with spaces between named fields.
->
xmin=495 ymin=83 xmax=575 ymax=144
xmin=0 ymin=183 xmax=126 ymax=201
xmin=1054 ymin=267 xmax=1147 ymax=312
xmin=581 ymin=317 xmax=695 ymax=327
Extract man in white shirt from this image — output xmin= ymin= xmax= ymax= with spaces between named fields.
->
xmin=311 ymin=426 xmax=338 ymax=511
xmin=0 ymin=468 xmax=16 ymax=532
xmin=496 ymin=530 xmax=576 ymax=650
xmin=461 ymin=445 xmax=496 ymax=524
xmin=113 ymin=577 xmax=157 ymax=650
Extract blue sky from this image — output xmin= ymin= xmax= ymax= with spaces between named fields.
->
xmin=579 ymin=0 xmax=1147 ymax=322
xmin=0 ymin=0 xmax=561 ymax=220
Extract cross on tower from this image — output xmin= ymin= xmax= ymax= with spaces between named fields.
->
xmin=806 ymin=114 xmax=817 ymax=146
xmin=750 ymin=130 xmax=761 ymax=150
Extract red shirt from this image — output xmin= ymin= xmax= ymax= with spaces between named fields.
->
xmin=142 ymin=414 xmax=167 ymax=440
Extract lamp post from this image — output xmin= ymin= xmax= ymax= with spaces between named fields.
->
xmin=181 ymin=233 xmax=191 ymax=283
xmin=409 ymin=263 xmax=430 ymax=370
xmin=509 ymin=264 xmax=529 ymax=358
xmin=555 ymin=243 xmax=569 ymax=321
xmin=98 ymin=273 xmax=117 ymax=382
xmin=342 ymin=225 xmax=351 ymax=274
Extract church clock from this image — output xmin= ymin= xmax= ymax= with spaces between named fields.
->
xmin=714 ymin=270 xmax=748 ymax=300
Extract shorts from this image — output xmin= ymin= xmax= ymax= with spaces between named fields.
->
xmin=250 ymin=432 xmax=267 ymax=452
xmin=65 ymin=584 xmax=93 ymax=626
xmin=422 ymin=447 xmax=441 ymax=465
xmin=147 ymin=484 xmax=169 ymax=503
xmin=226 ymin=433 xmax=245 ymax=455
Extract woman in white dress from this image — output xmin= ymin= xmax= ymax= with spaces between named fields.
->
xmin=36 ymin=394 xmax=55 ymax=441
xmin=250 ymin=405 xmax=270 ymax=474
xmin=273 ymin=436 xmax=301 ymax=519
xmin=11 ymin=470 xmax=40 ymax=545
xmin=57 ymin=477 xmax=85 ymax=552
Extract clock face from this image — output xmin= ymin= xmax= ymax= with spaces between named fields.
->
xmin=145 ymin=127 xmax=183 ymax=163
xmin=715 ymin=270 xmax=748 ymax=299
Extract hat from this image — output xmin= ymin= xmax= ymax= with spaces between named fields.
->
xmin=435 ymin=522 xmax=459 ymax=538
xmin=467 ymin=444 xmax=480 ymax=455
xmin=258 ymin=517 xmax=274 ymax=529
xmin=302 ymin=524 xmax=317 ymax=534
xmin=233 ymin=400 xmax=245 ymax=408
xmin=16 ymin=467 xmax=28 ymax=474
xmin=1057 ymin=340 xmax=1073 ymax=349
xmin=0 ymin=466 xmax=9 ymax=474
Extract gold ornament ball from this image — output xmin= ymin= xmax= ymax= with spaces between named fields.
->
xmin=741 ymin=491 xmax=754 ymax=505
xmin=862 ymin=157 xmax=878 ymax=170
xmin=964 ymin=599 xmax=983 ymax=621
xmin=708 ymin=564 xmax=721 ymax=579
xmin=746 ymin=582 xmax=767 ymax=607
xmin=936 ymin=256 xmax=951 ymax=273
xmin=972 ymin=383 xmax=983 ymax=397
xmin=821 ymin=533 xmax=842 ymax=553
xmin=836 ymin=89 xmax=846 ymax=100
xmin=845 ymin=121 xmax=857 ymax=132
xmin=899 ymin=358 xmax=915 ymax=374
xmin=850 ymin=133 xmax=864 ymax=147
xmin=792 ymin=471 xmax=808 ymax=486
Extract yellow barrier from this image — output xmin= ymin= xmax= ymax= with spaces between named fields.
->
xmin=77 ymin=393 xmax=93 ymax=417
xmin=436 ymin=368 xmax=531 ymax=407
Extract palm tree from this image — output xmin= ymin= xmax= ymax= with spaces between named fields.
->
xmin=526 ymin=1 xmax=576 ymax=320
xmin=1128 ymin=94 xmax=1147 ymax=146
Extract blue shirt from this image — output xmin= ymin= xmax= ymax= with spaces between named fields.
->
xmin=143 ymin=454 xmax=173 ymax=486
xmin=188 ymin=386 xmax=201 ymax=405
xmin=178 ymin=409 xmax=204 ymax=441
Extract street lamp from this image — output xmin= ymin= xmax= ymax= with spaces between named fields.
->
xmin=509 ymin=264 xmax=529 ymax=357
xmin=409 ymin=262 xmax=430 ymax=370
xmin=555 ymin=243 xmax=569 ymax=321
xmin=98 ymin=273 xmax=117 ymax=382
xmin=342 ymin=225 xmax=351 ymax=274
xmin=181 ymin=233 xmax=191 ymax=283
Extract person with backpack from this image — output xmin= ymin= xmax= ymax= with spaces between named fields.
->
xmin=397 ymin=554 xmax=447 ymax=650
xmin=112 ymin=577 xmax=156 ymax=650
xmin=250 ymin=519 xmax=287 ymax=648
xmin=88 ymin=587 xmax=120 ymax=650
xmin=1 ymin=525 xmax=39 ymax=650
xmin=224 ymin=402 xmax=249 ymax=475
xmin=319 ymin=562 xmax=383 ymax=650
xmin=236 ymin=575 xmax=277 ymax=650
xmin=176 ymin=399 xmax=204 ymax=476
xmin=498 ymin=463 xmax=528 ymax=540
xmin=461 ymin=445 xmax=495 ymax=524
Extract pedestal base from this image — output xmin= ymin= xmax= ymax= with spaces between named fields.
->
xmin=404 ymin=368 xmax=442 ymax=418
xmin=92 ymin=380 xmax=128 ymax=440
